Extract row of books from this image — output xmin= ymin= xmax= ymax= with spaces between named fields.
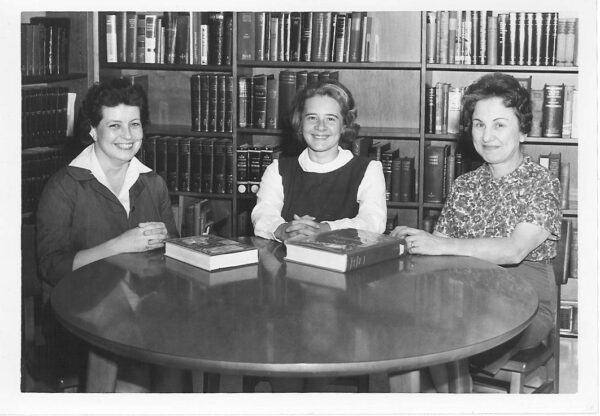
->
xmin=21 ymin=17 xmax=70 ymax=78
xmin=237 ymin=12 xmax=373 ymax=63
xmin=22 ymin=146 xmax=69 ymax=213
xmin=425 ymin=82 xmax=578 ymax=139
xmin=139 ymin=136 xmax=233 ymax=194
xmin=538 ymin=152 xmax=571 ymax=210
xmin=238 ymin=70 xmax=339 ymax=129
xmin=172 ymin=198 xmax=211 ymax=238
xmin=426 ymin=11 xmax=578 ymax=66
xmin=22 ymin=87 xmax=73 ymax=148
xmin=190 ymin=73 xmax=234 ymax=133
xmin=236 ymin=144 xmax=281 ymax=194
xmin=105 ymin=12 xmax=233 ymax=66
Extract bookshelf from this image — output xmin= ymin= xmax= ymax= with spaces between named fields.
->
xmin=94 ymin=10 xmax=578 ymax=237
xmin=21 ymin=12 xmax=94 ymax=221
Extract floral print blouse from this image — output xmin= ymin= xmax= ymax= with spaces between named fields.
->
xmin=435 ymin=155 xmax=562 ymax=262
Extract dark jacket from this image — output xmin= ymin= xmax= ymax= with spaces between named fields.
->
xmin=36 ymin=166 xmax=177 ymax=285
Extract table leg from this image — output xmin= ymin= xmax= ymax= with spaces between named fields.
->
xmin=86 ymin=349 xmax=117 ymax=392
xmin=388 ymin=370 xmax=422 ymax=393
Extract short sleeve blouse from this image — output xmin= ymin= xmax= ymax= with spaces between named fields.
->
xmin=435 ymin=155 xmax=562 ymax=262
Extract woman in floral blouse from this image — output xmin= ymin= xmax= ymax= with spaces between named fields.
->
xmin=391 ymin=72 xmax=561 ymax=391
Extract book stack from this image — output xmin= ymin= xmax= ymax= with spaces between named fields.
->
xmin=22 ymin=87 xmax=71 ymax=148
xmin=530 ymin=84 xmax=577 ymax=139
xmin=237 ymin=70 xmax=339 ymax=129
xmin=237 ymin=12 xmax=373 ymax=63
xmin=21 ymin=17 xmax=70 ymax=79
xmin=22 ymin=146 xmax=69 ymax=214
xmin=140 ymin=135 xmax=233 ymax=195
xmin=426 ymin=11 xmax=577 ymax=67
xmin=104 ymin=12 xmax=233 ymax=65
xmin=190 ymin=73 xmax=234 ymax=133
xmin=236 ymin=144 xmax=281 ymax=194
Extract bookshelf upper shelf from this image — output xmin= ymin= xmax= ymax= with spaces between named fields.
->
xmin=100 ymin=63 xmax=233 ymax=72
xmin=237 ymin=61 xmax=421 ymax=70
xmin=237 ymin=127 xmax=421 ymax=138
xmin=22 ymin=73 xmax=88 ymax=86
xmin=145 ymin=124 xmax=233 ymax=138
xmin=426 ymin=134 xmax=579 ymax=145
xmin=426 ymin=64 xmax=578 ymax=74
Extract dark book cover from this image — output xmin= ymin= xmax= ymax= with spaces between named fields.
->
xmin=190 ymin=138 xmax=204 ymax=192
xmin=425 ymin=85 xmax=436 ymax=134
xmin=542 ymin=84 xmax=565 ymax=137
xmin=399 ymin=156 xmax=415 ymax=202
xmin=208 ymin=74 xmax=218 ymax=132
xmin=136 ymin=14 xmax=145 ymax=63
xmin=142 ymin=135 xmax=157 ymax=171
xmin=30 ymin=17 xmax=70 ymax=76
xmin=381 ymin=148 xmax=399 ymax=201
xmin=166 ymin=137 xmax=180 ymax=191
xmin=507 ymin=12 xmax=517 ymax=66
xmin=201 ymin=138 xmax=215 ymax=193
xmin=252 ymin=73 xmax=268 ymax=129
xmin=164 ymin=12 xmax=178 ymax=64
xmin=300 ymin=12 xmax=313 ymax=61
xmin=190 ymin=74 xmax=202 ymax=131
xmin=296 ymin=70 xmax=308 ymax=93
xmin=237 ymin=12 xmax=255 ymax=60
xmin=348 ymin=12 xmax=364 ymax=63
xmin=470 ymin=11 xmax=480 ymax=65
xmin=126 ymin=12 xmax=137 ymax=63
xmin=209 ymin=12 xmax=225 ymax=65
xmin=116 ymin=12 xmax=127 ymax=62
xmin=225 ymin=75 xmax=234 ymax=133
xmin=289 ymin=12 xmax=302 ymax=62
xmin=334 ymin=13 xmax=347 ymax=62
xmin=368 ymin=141 xmax=391 ymax=161
xmin=248 ymin=145 xmax=263 ymax=182
xmin=223 ymin=13 xmax=233 ymax=66
xmin=497 ymin=13 xmax=508 ymax=66
xmin=278 ymin=70 xmax=297 ymax=130
xmin=424 ymin=145 xmax=446 ymax=203
xmin=217 ymin=74 xmax=226 ymax=132
xmin=236 ymin=143 xmax=250 ymax=183
xmin=266 ymin=76 xmax=279 ymax=129
xmin=284 ymin=228 xmax=405 ymax=272
xmin=200 ymin=74 xmax=210 ymax=132
xmin=260 ymin=144 xmax=281 ymax=177
xmin=213 ymin=138 xmax=227 ymax=193
xmin=541 ymin=12 xmax=553 ymax=66
xmin=175 ymin=13 xmax=190 ymax=64
xmin=391 ymin=159 xmax=402 ymax=202
xmin=351 ymin=137 xmax=372 ymax=157
xmin=224 ymin=139 xmax=233 ymax=194
xmin=178 ymin=137 xmax=191 ymax=192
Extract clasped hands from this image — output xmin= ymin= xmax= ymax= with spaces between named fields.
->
xmin=275 ymin=214 xmax=331 ymax=242
xmin=114 ymin=222 xmax=170 ymax=253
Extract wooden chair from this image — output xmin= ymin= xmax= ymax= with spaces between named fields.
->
xmin=471 ymin=219 xmax=573 ymax=393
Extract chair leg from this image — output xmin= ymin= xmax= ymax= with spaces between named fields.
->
xmin=86 ymin=349 xmax=118 ymax=392
xmin=509 ymin=372 xmax=524 ymax=394
xmin=388 ymin=369 xmax=421 ymax=393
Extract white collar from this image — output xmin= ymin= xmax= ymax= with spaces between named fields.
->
xmin=298 ymin=147 xmax=353 ymax=173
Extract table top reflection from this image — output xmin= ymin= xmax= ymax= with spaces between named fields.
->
xmin=51 ymin=237 xmax=538 ymax=377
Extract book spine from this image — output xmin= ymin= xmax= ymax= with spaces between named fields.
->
xmin=136 ymin=14 xmax=145 ymax=63
xmin=225 ymin=75 xmax=233 ymax=133
xmin=266 ymin=76 xmax=279 ymax=129
xmin=269 ymin=14 xmax=279 ymax=61
xmin=426 ymin=11 xmax=437 ymax=64
xmin=213 ymin=138 xmax=227 ymax=193
xmin=564 ymin=18 xmax=577 ymax=66
xmin=549 ymin=12 xmax=558 ymax=66
xmin=199 ymin=74 xmax=209 ymax=131
xmin=447 ymin=87 xmax=462 ymax=135
xmin=200 ymin=16 xmax=209 ymax=65
xmin=478 ymin=11 xmax=487 ymax=65
xmin=191 ymin=74 xmax=201 ymax=131
xmin=497 ymin=13 xmax=508 ymax=65
xmin=508 ymin=12 xmax=517 ymax=66
xmin=463 ymin=11 xmax=471 ymax=64
xmin=217 ymin=74 xmax=226 ymax=133
xmin=555 ymin=18 xmax=567 ymax=65
xmin=238 ymin=76 xmax=249 ymax=128
xmin=224 ymin=13 xmax=233 ymax=66
xmin=525 ymin=12 xmax=534 ymax=65
xmin=533 ymin=12 xmax=543 ymax=66
xmin=278 ymin=70 xmax=297 ymax=129
xmin=236 ymin=144 xmax=249 ymax=193
xmin=190 ymin=138 xmax=203 ymax=192
xmin=571 ymin=89 xmax=579 ymax=138
xmin=237 ymin=12 xmax=255 ymax=61
xmin=300 ymin=12 xmax=313 ymax=61
xmin=542 ymin=84 xmax=565 ymax=138
xmin=334 ymin=13 xmax=347 ymax=63
xmin=381 ymin=150 xmax=397 ymax=201
xmin=125 ymin=13 xmax=137 ymax=63
xmin=348 ymin=12 xmax=363 ymax=63
xmin=345 ymin=241 xmax=401 ymax=271
xmin=201 ymin=138 xmax=214 ymax=193
xmin=424 ymin=145 xmax=445 ymax=203
xmin=560 ymin=162 xmax=570 ymax=210
xmin=144 ymin=15 xmax=157 ymax=63
xmin=252 ymin=74 xmax=267 ymax=128
xmin=209 ymin=12 xmax=225 ymax=65
xmin=116 ymin=12 xmax=127 ymax=62
xmin=290 ymin=12 xmax=302 ymax=62
xmin=175 ymin=13 xmax=190 ymax=64
xmin=179 ymin=137 xmax=191 ymax=192
xmin=106 ymin=14 xmax=118 ymax=63
xmin=561 ymin=85 xmax=575 ymax=139
xmin=311 ymin=12 xmax=332 ymax=62
xmin=255 ymin=12 xmax=266 ymax=61
xmin=225 ymin=139 xmax=233 ymax=194
xmin=517 ymin=12 xmax=526 ymax=66
xmin=470 ymin=11 xmax=478 ymax=65
xmin=529 ymin=89 xmax=544 ymax=137
xmin=360 ymin=14 xmax=371 ymax=62
xmin=351 ymin=137 xmax=372 ymax=157
xmin=248 ymin=145 xmax=263 ymax=182
xmin=425 ymin=85 xmax=436 ymax=134
xmin=208 ymin=74 xmax=218 ymax=132
xmin=447 ymin=11 xmax=457 ymax=64
xmin=391 ymin=159 xmax=402 ymax=202
xmin=399 ymin=157 xmax=415 ymax=202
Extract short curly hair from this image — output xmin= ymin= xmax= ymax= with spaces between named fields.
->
xmin=461 ymin=72 xmax=532 ymax=135
xmin=81 ymin=77 xmax=149 ymax=128
xmin=289 ymin=79 xmax=359 ymax=150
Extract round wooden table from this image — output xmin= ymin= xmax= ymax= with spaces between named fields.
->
xmin=51 ymin=237 xmax=538 ymax=392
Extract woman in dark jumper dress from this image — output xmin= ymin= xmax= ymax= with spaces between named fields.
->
xmin=251 ymin=79 xmax=386 ymax=241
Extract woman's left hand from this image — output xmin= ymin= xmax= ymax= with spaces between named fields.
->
xmin=390 ymin=226 xmax=447 ymax=255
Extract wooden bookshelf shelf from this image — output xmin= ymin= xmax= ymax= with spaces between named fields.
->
xmin=425 ymin=135 xmax=579 ymax=146
xmin=426 ymin=64 xmax=579 ymax=74
xmin=237 ymin=61 xmax=421 ymax=70
xmin=22 ymin=73 xmax=88 ymax=85
xmin=387 ymin=202 xmax=420 ymax=209
xmin=237 ymin=127 xmax=420 ymax=139
xmin=99 ymin=63 xmax=233 ymax=72
xmin=145 ymin=124 xmax=233 ymax=138
xmin=169 ymin=191 xmax=234 ymax=200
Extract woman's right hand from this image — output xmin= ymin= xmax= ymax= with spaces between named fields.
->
xmin=112 ymin=222 xmax=169 ymax=253
xmin=275 ymin=215 xmax=322 ymax=242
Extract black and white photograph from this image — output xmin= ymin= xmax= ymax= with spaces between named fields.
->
xmin=1 ymin=0 xmax=598 ymax=414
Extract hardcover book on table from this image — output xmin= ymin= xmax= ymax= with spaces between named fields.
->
xmin=284 ymin=228 xmax=405 ymax=272
xmin=165 ymin=235 xmax=258 ymax=271
xmin=165 ymin=256 xmax=258 ymax=286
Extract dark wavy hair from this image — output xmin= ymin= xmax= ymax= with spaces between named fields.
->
xmin=80 ymin=78 xmax=149 ymax=141
xmin=289 ymin=79 xmax=359 ymax=152
xmin=461 ymin=72 xmax=532 ymax=135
